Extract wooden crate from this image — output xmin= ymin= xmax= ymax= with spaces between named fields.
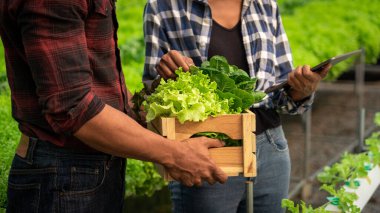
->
xmin=147 ymin=111 xmax=256 ymax=180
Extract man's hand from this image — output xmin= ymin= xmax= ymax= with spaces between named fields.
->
xmin=288 ymin=64 xmax=331 ymax=101
xmin=157 ymin=50 xmax=194 ymax=79
xmin=165 ymin=137 xmax=228 ymax=187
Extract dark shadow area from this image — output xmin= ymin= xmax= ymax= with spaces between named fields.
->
xmin=124 ymin=186 xmax=171 ymax=213
xmin=337 ymin=64 xmax=380 ymax=82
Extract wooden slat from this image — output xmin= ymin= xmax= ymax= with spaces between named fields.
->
xmin=244 ymin=110 xmax=256 ymax=132
xmin=174 ymin=114 xmax=243 ymax=139
xmin=163 ymin=147 xmax=244 ymax=180
xmin=209 ymin=147 xmax=243 ymax=166
xmin=243 ymin=114 xmax=255 ymax=177
xmin=251 ymin=113 xmax=256 ymax=132
xmin=151 ymin=117 xmax=167 ymax=136
xmin=221 ymin=168 xmax=243 ymax=176
xmin=166 ymin=117 xmax=176 ymax=140
xmin=251 ymin=132 xmax=257 ymax=176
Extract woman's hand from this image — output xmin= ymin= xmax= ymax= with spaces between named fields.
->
xmin=157 ymin=50 xmax=194 ymax=79
xmin=288 ymin=64 xmax=331 ymax=101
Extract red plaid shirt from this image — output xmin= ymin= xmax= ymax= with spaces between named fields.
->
xmin=0 ymin=0 xmax=131 ymax=150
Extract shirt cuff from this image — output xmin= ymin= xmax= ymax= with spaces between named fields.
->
xmin=280 ymin=91 xmax=315 ymax=114
xmin=45 ymin=92 xmax=106 ymax=135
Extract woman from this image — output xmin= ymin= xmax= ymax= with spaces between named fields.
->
xmin=143 ymin=0 xmax=330 ymax=212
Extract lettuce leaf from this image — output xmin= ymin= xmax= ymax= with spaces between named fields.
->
xmin=144 ymin=68 xmax=230 ymax=123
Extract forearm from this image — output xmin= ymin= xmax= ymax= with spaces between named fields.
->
xmin=74 ymin=104 xmax=177 ymax=165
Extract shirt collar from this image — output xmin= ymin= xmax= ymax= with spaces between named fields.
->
xmin=192 ymin=0 xmax=253 ymax=12
xmin=193 ymin=0 xmax=207 ymax=3
xmin=192 ymin=0 xmax=253 ymax=3
xmin=242 ymin=0 xmax=253 ymax=15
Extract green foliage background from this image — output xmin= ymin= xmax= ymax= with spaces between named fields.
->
xmin=0 ymin=0 xmax=379 ymax=209
xmin=280 ymin=0 xmax=380 ymax=80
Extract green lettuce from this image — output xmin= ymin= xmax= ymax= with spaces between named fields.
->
xmin=144 ymin=68 xmax=230 ymax=123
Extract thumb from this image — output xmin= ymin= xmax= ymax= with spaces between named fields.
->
xmin=203 ymin=138 xmax=225 ymax=148
xmin=319 ymin=63 xmax=332 ymax=79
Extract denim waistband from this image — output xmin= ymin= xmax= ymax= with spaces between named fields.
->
xmin=27 ymin=136 xmax=112 ymax=161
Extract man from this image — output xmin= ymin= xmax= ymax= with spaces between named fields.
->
xmin=143 ymin=0 xmax=331 ymax=212
xmin=0 ymin=0 xmax=227 ymax=212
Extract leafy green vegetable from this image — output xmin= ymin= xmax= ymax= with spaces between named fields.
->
xmin=144 ymin=68 xmax=230 ymax=123
xmin=144 ymin=56 xmax=267 ymax=123
xmin=283 ymin=112 xmax=380 ymax=212
xmin=125 ymin=159 xmax=167 ymax=197
xmin=317 ymin=152 xmax=370 ymax=187
xmin=281 ymin=199 xmax=329 ymax=213
xmin=192 ymin=132 xmax=241 ymax=147
xmin=374 ymin=112 xmax=380 ymax=127
xmin=200 ymin=55 xmax=265 ymax=113
xmin=366 ymin=132 xmax=380 ymax=166
xmin=320 ymin=185 xmax=360 ymax=213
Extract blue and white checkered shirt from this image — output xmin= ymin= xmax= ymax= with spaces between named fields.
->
xmin=143 ymin=0 xmax=313 ymax=114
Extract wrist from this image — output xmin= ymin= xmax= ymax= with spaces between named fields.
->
xmin=289 ymin=88 xmax=311 ymax=102
xmin=154 ymin=138 xmax=179 ymax=168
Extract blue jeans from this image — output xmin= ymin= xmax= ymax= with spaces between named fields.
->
xmin=169 ymin=126 xmax=291 ymax=213
xmin=7 ymin=137 xmax=126 ymax=213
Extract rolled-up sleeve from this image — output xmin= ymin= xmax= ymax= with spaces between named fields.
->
xmin=17 ymin=0 xmax=105 ymax=134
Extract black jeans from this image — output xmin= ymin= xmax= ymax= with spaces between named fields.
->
xmin=7 ymin=137 xmax=126 ymax=213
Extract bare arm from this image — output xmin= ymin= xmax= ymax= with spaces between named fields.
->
xmin=74 ymin=105 xmax=228 ymax=186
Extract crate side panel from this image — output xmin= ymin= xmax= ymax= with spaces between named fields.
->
xmin=209 ymin=147 xmax=243 ymax=166
xmin=174 ymin=114 xmax=243 ymax=140
xmin=243 ymin=114 xmax=255 ymax=177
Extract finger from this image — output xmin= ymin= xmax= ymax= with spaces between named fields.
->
xmin=178 ymin=174 xmax=194 ymax=187
xmin=183 ymin=181 xmax=193 ymax=188
xmin=158 ymin=62 xmax=176 ymax=79
xmin=319 ymin=63 xmax=332 ymax=78
xmin=193 ymin=177 xmax=202 ymax=187
xmin=169 ymin=50 xmax=191 ymax=71
xmin=301 ymin=65 xmax=319 ymax=82
xmin=212 ymin=166 xmax=228 ymax=184
xmin=288 ymin=67 xmax=303 ymax=90
xmin=162 ymin=53 xmax=181 ymax=72
xmin=183 ymin=57 xmax=195 ymax=72
xmin=204 ymin=176 xmax=217 ymax=185
xmin=156 ymin=66 xmax=168 ymax=79
xmin=293 ymin=67 xmax=308 ymax=88
xmin=202 ymin=137 xmax=225 ymax=148
xmin=185 ymin=57 xmax=195 ymax=66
